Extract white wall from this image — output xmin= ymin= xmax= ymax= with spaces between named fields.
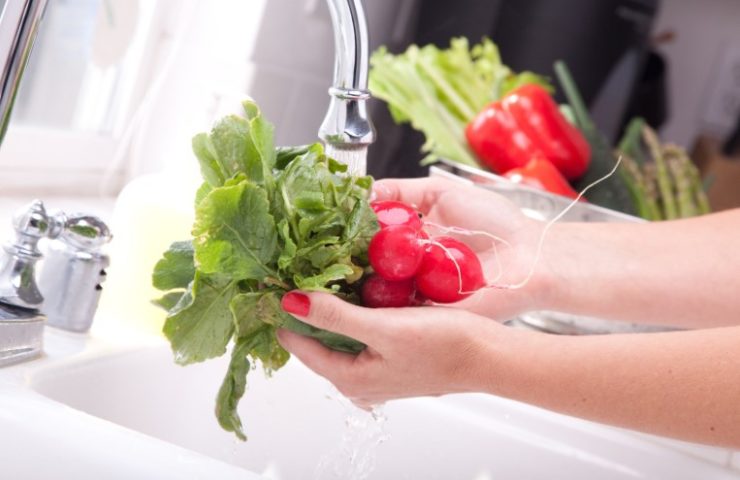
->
xmin=653 ymin=0 xmax=740 ymax=147
xmin=125 ymin=0 xmax=268 ymax=184
xmin=127 ymin=0 xmax=417 ymax=180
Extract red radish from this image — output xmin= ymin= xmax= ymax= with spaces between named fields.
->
xmin=368 ymin=225 xmax=424 ymax=280
xmin=412 ymin=290 xmax=428 ymax=306
xmin=415 ymin=236 xmax=485 ymax=303
xmin=361 ymin=275 xmax=416 ymax=308
xmin=371 ymin=200 xmax=423 ymax=231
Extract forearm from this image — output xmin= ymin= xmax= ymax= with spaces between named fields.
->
xmin=539 ymin=209 xmax=740 ymax=328
xmin=481 ymin=325 xmax=740 ymax=448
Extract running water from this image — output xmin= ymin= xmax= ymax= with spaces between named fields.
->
xmin=324 ymin=145 xmax=368 ymax=176
xmin=314 ymin=391 xmax=390 ymax=480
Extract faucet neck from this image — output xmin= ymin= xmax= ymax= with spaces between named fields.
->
xmin=326 ymin=0 xmax=370 ymax=92
xmin=0 ymin=0 xmax=49 ymax=146
xmin=319 ymin=0 xmax=376 ymax=167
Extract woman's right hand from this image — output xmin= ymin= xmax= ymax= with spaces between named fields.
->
xmin=372 ymin=177 xmax=553 ymax=321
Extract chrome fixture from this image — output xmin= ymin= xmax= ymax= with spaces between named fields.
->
xmin=0 ymin=201 xmax=111 ymax=366
xmin=0 ymin=200 xmax=53 ymax=310
xmin=319 ymin=0 xmax=375 ymax=175
xmin=37 ymin=212 xmax=111 ymax=333
xmin=0 ymin=200 xmax=49 ymax=367
xmin=0 ymin=0 xmax=49 ymax=144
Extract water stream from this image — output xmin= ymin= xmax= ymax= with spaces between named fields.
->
xmin=323 ymin=145 xmax=368 ymax=176
xmin=313 ymin=391 xmax=390 ymax=480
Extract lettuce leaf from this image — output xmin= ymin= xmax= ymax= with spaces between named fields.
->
xmin=163 ymin=272 xmax=237 ymax=365
xmin=151 ymin=241 xmax=195 ymax=291
xmin=193 ymin=181 xmax=279 ymax=281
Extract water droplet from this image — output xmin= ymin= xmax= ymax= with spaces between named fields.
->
xmin=314 ymin=388 xmax=390 ymax=480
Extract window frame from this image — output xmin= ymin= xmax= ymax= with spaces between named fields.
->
xmin=0 ymin=0 xmax=178 ymax=196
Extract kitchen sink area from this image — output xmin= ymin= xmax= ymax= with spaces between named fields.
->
xmin=0 ymin=323 xmax=734 ymax=479
xmin=0 ymin=0 xmax=739 ymax=478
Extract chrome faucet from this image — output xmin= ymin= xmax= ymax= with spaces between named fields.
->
xmin=319 ymin=0 xmax=376 ymax=175
xmin=0 ymin=201 xmax=111 ymax=366
xmin=0 ymin=0 xmax=48 ymax=367
xmin=0 ymin=0 xmax=49 ymax=145
xmin=0 ymin=1 xmax=112 ymax=366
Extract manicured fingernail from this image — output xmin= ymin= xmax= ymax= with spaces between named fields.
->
xmin=281 ymin=291 xmax=311 ymax=317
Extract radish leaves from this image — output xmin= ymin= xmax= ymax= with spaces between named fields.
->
xmin=152 ymin=100 xmax=377 ymax=440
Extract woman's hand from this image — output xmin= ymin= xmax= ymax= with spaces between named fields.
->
xmin=373 ymin=177 xmax=552 ymax=321
xmin=275 ymin=178 xmax=544 ymax=408
xmin=276 ymin=291 xmax=522 ymax=408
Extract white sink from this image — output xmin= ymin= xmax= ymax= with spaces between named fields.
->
xmin=0 ymin=326 xmax=733 ymax=479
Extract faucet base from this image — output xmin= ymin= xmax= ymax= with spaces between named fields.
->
xmin=0 ymin=306 xmax=45 ymax=367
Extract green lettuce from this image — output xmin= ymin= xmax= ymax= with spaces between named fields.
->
xmin=152 ymin=100 xmax=378 ymax=440
xmin=369 ymin=37 xmax=551 ymax=167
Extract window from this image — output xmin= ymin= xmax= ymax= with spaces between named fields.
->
xmin=0 ymin=0 xmax=168 ymax=195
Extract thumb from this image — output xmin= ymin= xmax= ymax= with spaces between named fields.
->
xmin=280 ymin=291 xmax=383 ymax=344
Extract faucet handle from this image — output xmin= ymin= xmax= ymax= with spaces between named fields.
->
xmin=49 ymin=212 xmax=112 ymax=250
xmin=0 ymin=201 xmax=112 ymax=312
xmin=0 ymin=200 xmax=51 ymax=308
xmin=11 ymin=199 xmax=51 ymax=239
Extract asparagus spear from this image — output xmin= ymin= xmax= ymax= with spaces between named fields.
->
xmin=664 ymin=144 xmax=711 ymax=216
xmin=642 ymin=125 xmax=678 ymax=220
xmin=642 ymin=163 xmax=662 ymax=220
xmin=666 ymin=153 xmax=697 ymax=218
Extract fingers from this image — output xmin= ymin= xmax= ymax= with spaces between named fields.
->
xmin=276 ymin=329 xmax=356 ymax=380
xmin=372 ymin=177 xmax=471 ymax=215
xmin=280 ymin=291 xmax=388 ymax=345
xmin=277 ymin=328 xmax=381 ymax=402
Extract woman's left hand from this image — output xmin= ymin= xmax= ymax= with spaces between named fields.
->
xmin=276 ymin=291 xmax=520 ymax=408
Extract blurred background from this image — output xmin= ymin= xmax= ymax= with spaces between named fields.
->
xmin=0 ymin=0 xmax=738 ymax=209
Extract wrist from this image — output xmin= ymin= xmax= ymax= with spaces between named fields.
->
xmin=466 ymin=320 xmax=554 ymax=398
xmin=531 ymin=222 xmax=592 ymax=313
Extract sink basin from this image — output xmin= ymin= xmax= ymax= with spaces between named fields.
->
xmin=19 ymin=332 xmax=740 ymax=480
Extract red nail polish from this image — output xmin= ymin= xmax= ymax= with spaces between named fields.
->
xmin=281 ymin=291 xmax=311 ymax=317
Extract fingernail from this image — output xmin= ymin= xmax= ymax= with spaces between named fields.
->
xmin=281 ymin=291 xmax=311 ymax=317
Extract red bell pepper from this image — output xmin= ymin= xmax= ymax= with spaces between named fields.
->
xmin=465 ymin=84 xmax=591 ymax=180
xmin=504 ymin=157 xmax=580 ymax=200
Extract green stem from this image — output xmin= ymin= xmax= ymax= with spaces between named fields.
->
xmin=643 ymin=126 xmax=678 ymax=220
xmin=667 ymin=154 xmax=697 ymax=218
xmin=619 ymin=154 xmax=651 ymax=219
xmin=665 ymin=144 xmax=712 ymax=215
xmin=642 ymin=163 xmax=663 ymax=221
xmin=618 ymin=117 xmax=646 ymax=164
xmin=554 ymin=61 xmax=595 ymax=132
xmin=418 ymin=56 xmax=478 ymax=121
xmin=264 ymin=277 xmax=291 ymax=290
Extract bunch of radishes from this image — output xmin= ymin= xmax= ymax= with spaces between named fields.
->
xmin=361 ymin=201 xmax=486 ymax=308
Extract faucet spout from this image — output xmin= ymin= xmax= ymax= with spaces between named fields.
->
xmin=0 ymin=0 xmax=49 ymax=146
xmin=319 ymin=0 xmax=375 ymax=175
